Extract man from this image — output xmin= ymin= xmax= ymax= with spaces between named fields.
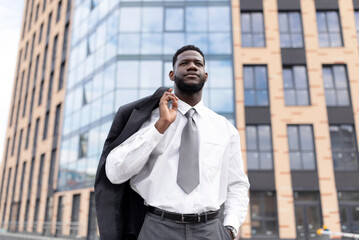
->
xmin=103 ymin=45 xmax=249 ymax=240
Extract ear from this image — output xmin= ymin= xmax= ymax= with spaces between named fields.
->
xmin=169 ymin=70 xmax=175 ymax=81
xmin=204 ymin=72 xmax=208 ymax=82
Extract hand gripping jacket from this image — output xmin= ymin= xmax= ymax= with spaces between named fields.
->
xmin=95 ymin=87 xmax=169 ymax=240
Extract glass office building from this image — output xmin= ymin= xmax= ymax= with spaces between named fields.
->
xmin=58 ymin=0 xmax=236 ymax=191
xmin=1 ymin=0 xmax=359 ymax=239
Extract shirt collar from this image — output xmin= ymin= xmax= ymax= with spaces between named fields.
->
xmin=177 ymin=99 xmax=205 ymax=117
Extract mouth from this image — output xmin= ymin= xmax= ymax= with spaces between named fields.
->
xmin=185 ymin=73 xmax=199 ymax=78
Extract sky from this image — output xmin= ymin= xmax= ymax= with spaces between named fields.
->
xmin=0 ymin=0 xmax=24 ymax=160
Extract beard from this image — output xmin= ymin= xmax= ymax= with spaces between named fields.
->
xmin=174 ymin=75 xmax=206 ymax=94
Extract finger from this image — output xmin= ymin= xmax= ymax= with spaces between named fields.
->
xmin=171 ymin=99 xmax=178 ymax=112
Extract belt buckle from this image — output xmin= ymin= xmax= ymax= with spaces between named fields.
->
xmin=181 ymin=214 xmax=186 ymax=223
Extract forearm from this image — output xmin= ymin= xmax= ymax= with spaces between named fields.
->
xmin=105 ymin=125 xmax=163 ymax=184
xmin=224 ymin=131 xmax=250 ymax=230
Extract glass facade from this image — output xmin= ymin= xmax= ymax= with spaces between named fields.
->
xmin=58 ymin=0 xmax=235 ymax=191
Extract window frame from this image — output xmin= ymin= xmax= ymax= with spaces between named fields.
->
xmin=278 ymin=11 xmax=305 ymax=48
xmin=283 ymin=65 xmax=310 ymax=106
xmin=241 ymin=11 xmax=266 ymax=47
xmin=250 ymin=191 xmax=279 ymax=237
xmin=287 ymin=125 xmax=317 ymax=171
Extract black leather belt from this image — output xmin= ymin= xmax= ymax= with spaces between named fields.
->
xmin=147 ymin=206 xmax=219 ymax=223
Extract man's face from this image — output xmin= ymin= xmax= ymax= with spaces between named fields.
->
xmin=170 ymin=50 xmax=208 ymax=94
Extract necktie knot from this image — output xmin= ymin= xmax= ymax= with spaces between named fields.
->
xmin=185 ymin=108 xmax=196 ymax=119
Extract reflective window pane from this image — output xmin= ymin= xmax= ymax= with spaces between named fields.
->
xmin=118 ymin=34 xmax=140 ymax=54
xmin=279 ymin=12 xmax=303 ymax=48
xmin=116 ymin=61 xmax=139 ymax=88
xmin=323 ymin=65 xmax=350 ymax=106
xmin=119 ymin=8 xmax=141 ymax=32
xmin=288 ymin=125 xmax=316 ymax=170
xmin=165 ymin=8 xmax=184 ymax=31
xmin=317 ymin=11 xmax=343 ymax=47
xmin=139 ymin=61 xmax=162 ymax=88
xmin=244 ymin=66 xmax=269 ymax=106
xmin=283 ymin=66 xmax=310 ymax=106
xmin=209 ymin=7 xmax=230 ymax=32
xmin=142 ymin=8 xmax=163 ymax=32
xmin=241 ymin=12 xmax=265 ymax=47
xmin=246 ymin=125 xmax=273 ymax=170
xmin=330 ymin=124 xmax=359 ymax=170
xmin=186 ymin=7 xmax=207 ymax=32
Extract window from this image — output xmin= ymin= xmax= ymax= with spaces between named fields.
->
xmin=70 ymin=194 xmax=81 ymax=236
xmin=241 ymin=12 xmax=265 ymax=47
xmin=27 ymin=158 xmax=35 ymax=199
xmin=283 ymin=66 xmax=310 ymax=106
xmin=250 ymin=191 xmax=278 ymax=237
xmin=244 ymin=65 xmax=269 ymax=106
xmin=42 ymin=0 xmax=47 ymax=12
xmin=43 ymin=111 xmax=49 ymax=140
xmin=25 ymin=123 xmax=31 ymax=149
xmin=279 ymin=12 xmax=304 ymax=48
xmin=338 ymin=192 xmax=359 ymax=233
xmin=33 ymin=199 xmax=40 ymax=231
xmin=288 ymin=125 xmax=316 ymax=170
xmin=165 ymin=8 xmax=184 ymax=31
xmin=329 ymin=125 xmax=359 ymax=170
xmin=79 ymin=133 xmax=88 ymax=158
xmin=46 ymin=13 xmax=52 ymax=43
xmin=56 ymin=0 xmax=62 ymax=22
xmin=90 ymin=0 xmax=99 ymax=11
xmin=59 ymin=62 xmax=65 ymax=90
xmin=38 ymin=80 xmax=44 ymax=105
xmin=20 ymin=162 xmax=27 ymax=198
xmin=246 ymin=125 xmax=273 ymax=170
xmin=24 ymin=41 xmax=29 ymax=60
xmin=355 ymin=11 xmax=359 ymax=45
xmin=51 ymin=35 xmax=58 ymax=71
xmin=35 ymin=4 xmax=39 ymax=22
xmin=316 ymin=11 xmax=343 ymax=47
xmin=88 ymin=192 xmax=98 ymax=239
xmin=56 ymin=196 xmax=63 ymax=236
xmin=28 ymin=0 xmax=35 ymax=31
xmin=33 ymin=118 xmax=40 ymax=153
xmin=39 ymin=23 xmax=43 ymax=43
xmin=43 ymin=198 xmax=53 ymax=234
xmin=294 ymin=192 xmax=322 ymax=239
xmin=37 ymin=154 xmax=45 ymax=197
xmin=322 ymin=65 xmax=350 ymax=106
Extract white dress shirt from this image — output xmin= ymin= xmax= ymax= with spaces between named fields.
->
xmin=106 ymin=99 xmax=250 ymax=230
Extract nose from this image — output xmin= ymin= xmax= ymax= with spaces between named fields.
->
xmin=186 ymin=62 xmax=198 ymax=71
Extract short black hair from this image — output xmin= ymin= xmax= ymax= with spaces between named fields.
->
xmin=172 ymin=45 xmax=205 ymax=67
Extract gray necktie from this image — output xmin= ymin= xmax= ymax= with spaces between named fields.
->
xmin=177 ymin=108 xmax=200 ymax=194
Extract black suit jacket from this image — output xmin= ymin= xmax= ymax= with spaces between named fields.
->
xmin=94 ymin=87 xmax=169 ymax=240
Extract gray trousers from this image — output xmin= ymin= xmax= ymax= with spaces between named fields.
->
xmin=138 ymin=212 xmax=232 ymax=240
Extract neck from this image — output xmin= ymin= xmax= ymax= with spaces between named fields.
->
xmin=174 ymin=86 xmax=202 ymax=107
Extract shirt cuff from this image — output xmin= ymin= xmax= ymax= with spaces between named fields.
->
xmin=223 ymin=213 xmax=240 ymax=232
xmin=149 ymin=124 xmax=164 ymax=142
